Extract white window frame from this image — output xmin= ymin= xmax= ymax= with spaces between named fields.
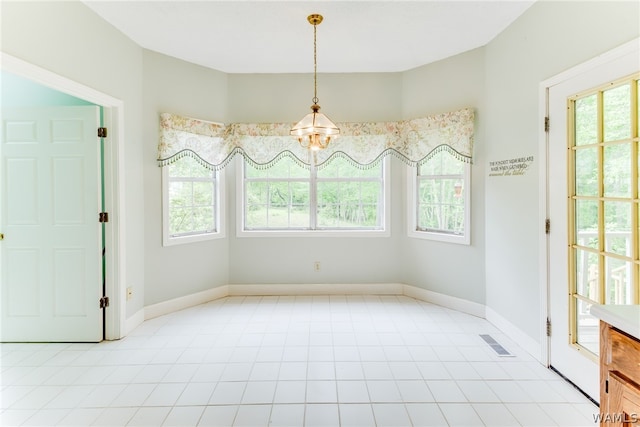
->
xmin=406 ymin=161 xmax=471 ymax=245
xmin=162 ymin=161 xmax=225 ymax=246
xmin=237 ymin=156 xmax=390 ymax=237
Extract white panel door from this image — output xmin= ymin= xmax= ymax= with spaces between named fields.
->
xmin=548 ymin=45 xmax=639 ymax=401
xmin=1 ymin=106 xmax=103 ymax=342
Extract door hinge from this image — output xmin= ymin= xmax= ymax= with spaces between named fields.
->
xmin=546 ymin=318 xmax=552 ymax=337
xmin=544 ymin=117 xmax=549 ymax=132
xmin=99 ymin=296 xmax=110 ymax=309
xmin=99 ymin=212 xmax=109 ymax=223
xmin=98 ymin=127 xmax=107 ymax=138
xmin=545 ymin=219 xmax=550 ymax=234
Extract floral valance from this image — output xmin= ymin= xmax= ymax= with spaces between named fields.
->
xmin=157 ymin=107 xmax=474 ymax=170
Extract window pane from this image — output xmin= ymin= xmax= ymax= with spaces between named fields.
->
xmin=193 ymin=182 xmax=213 ymax=206
xmin=317 ymin=157 xmax=381 ymax=179
xmin=575 ymin=248 xmax=599 ymax=300
xmin=243 ymin=157 xmax=385 ymax=231
xmin=246 ymin=181 xmax=268 ymax=205
xmin=418 ymin=203 xmax=463 ymax=234
xmin=317 ymin=160 xmax=339 ymax=178
xmin=289 ymin=204 xmax=309 ymax=227
xmin=244 ymin=162 xmax=263 ymax=179
xmin=165 ymin=156 xmax=218 ymax=239
xmin=267 ymin=158 xmax=291 ymax=178
xmin=245 ymin=181 xmax=268 ymax=228
xmin=193 ymin=207 xmax=214 ymax=231
xmin=317 ymin=180 xmax=380 ymax=228
xmin=605 ymin=257 xmax=633 ymax=304
xmin=169 ymin=181 xmax=190 ymax=208
xmin=603 ymin=84 xmax=631 ymax=141
xmin=418 ymin=151 xmax=464 ymax=176
xmin=570 ymin=77 xmax=638 ymax=359
xmin=417 ymin=154 xmax=465 ymax=235
xmin=246 ymin=156 xmax=308 ymax=179
xmin=269 ymin=182 xmax=290 ymax=207
xmin=361 ymin=182 xmax=380 ymax=204
xmin=418 ymin=205 xmax=440 ymax=230
xmin=169 ymin=207 xmax=191 ymax=235
xmin=443 ymin=204 xmax=464 ymax=234
xmin=603 ymin=143 xmax=631 ymax=197
xmin=604 ymin=201 xmax=632 ymax=257
xmin=575 ymin=199 xmax=598 ymax=249
xmin=168 ymin=156 xmax=212 ymax=178
xmin=419 ymin=158 xmax=439 ymax=176
xmin=575 ymin=94 xmax=598 ymax=146
xmin=246 ymin=206 xmax=268 ymax=228
xmin=441 ymin=152 xmax=464 ymax=175
xmin=575 ymin=147 xmax=598 ymax=196
xmin=419 ymin=179 xmax=438 ymax=204
xmin=267 ymin=206 xmax=289 ymax=227
xmin=575 ymin=298 xmax=599 ymax=355
xmin=263 ymin=182 xmax=310 ymax=228
xmin=318 ymin=181 xmax=339 ymax=204
xmin=168 ymin=180 xmax=216 ymax=235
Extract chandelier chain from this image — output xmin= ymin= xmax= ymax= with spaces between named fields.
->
xmin=313 ymin=22 xmax=318 ymax=104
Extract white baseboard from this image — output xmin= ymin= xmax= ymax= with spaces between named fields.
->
xmin=485 ymin=306 xmax=542 ymax=362
xmin=228 ymin=283 xmax=403 ymax=296
xmin=144 ymin=285 xmax=229 ymax=320
xmin=403 ymin=284 xmax=486 ymax=318
xmin=123 ymin=308 xmax=145 ymax=337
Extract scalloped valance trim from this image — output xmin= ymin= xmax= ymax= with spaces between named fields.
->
xmin=157 ymin=108 xmax=474 ymax=170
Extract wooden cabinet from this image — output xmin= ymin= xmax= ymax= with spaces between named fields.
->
xmin=600 ymin=321 xmax=640 ymax=426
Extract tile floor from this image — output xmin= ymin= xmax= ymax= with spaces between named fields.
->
xmin=1 ymin=295 xmax=598 ymax=426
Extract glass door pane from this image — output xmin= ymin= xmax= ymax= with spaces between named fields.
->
xmin=569 ymin=76 xmax=639 ymax=356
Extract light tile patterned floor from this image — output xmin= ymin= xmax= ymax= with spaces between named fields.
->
xmin=1 ymin=295 xmax=599 ymax=426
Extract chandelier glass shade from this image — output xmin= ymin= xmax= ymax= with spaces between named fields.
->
xmin=290 ymin=14 xmax=340 ymax=151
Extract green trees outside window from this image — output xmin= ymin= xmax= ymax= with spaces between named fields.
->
xmin=166 ymin=156 xmax=217 ymax=238
xmin=571 ymin=77 xmax=639 ymax=354
xmin=243 ymin=157 xmax=384 ymax=230
xmin=416 ymin=151 xmax=466 ymax=235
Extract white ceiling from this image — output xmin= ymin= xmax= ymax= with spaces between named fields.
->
xmin=83 ymin=1 xmax=536 ymax=74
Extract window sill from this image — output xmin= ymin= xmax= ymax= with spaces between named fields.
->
xmin=163 ymin=230 xmax=226 ymax=246
xmin=407 ymin=229 xmax=470 ymax=245
xmin=237 ymin=228 xmax=391 ymax=238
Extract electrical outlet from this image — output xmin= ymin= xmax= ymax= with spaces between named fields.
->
xmin=314 ymin=261 xmax=321 ymax=272
xmin=126 ymin=287 xmax=133 ymax=300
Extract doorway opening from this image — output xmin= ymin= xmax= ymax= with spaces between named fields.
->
xmin=1 ymin=53 xmax=125 ymax=341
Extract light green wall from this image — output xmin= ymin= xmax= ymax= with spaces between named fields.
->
xmin=400 ymin=47 xmax=486 ymax=304
xmin=142 ymin=50 xmax=230 ymax=305
xmin=483 ymin=1 xmax=640 ymax=341
xmin=1 ymin=71 xmax=94 ymax=107
xmin=228 ymin=73 xmax=403 ymax=123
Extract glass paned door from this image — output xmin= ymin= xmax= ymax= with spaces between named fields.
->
xmin=569 ymin=75 xmax=640 ymax=356
xmin=548 ymin=42 xmax=639 ymax=402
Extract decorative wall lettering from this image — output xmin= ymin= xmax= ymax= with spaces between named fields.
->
xmin=488 ymin=155 xmax=534 ymax=177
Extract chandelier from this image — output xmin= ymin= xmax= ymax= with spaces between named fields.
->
xmin=290 ymin=14 xmax=340 ymax=151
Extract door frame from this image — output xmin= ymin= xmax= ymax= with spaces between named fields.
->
xmin=538 ymin=38 xmax=640 ymax=367
xmin=1 ymin=52 xmax=126 ymax=340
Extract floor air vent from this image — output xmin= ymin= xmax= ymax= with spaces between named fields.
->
xmin=479 ymin=334 xmax=514 ymax=357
